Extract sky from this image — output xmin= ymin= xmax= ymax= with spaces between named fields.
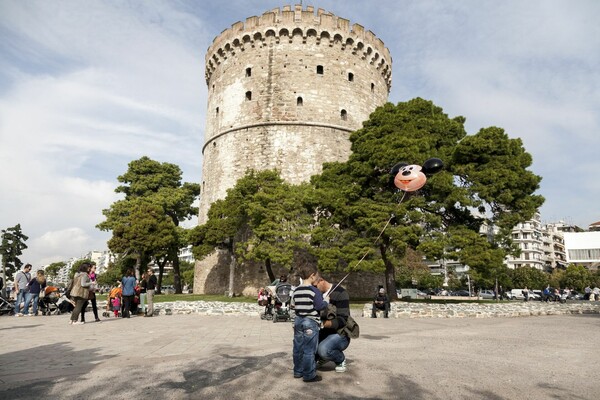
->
xmin=1 ymin=0 xmax=598 ymax=268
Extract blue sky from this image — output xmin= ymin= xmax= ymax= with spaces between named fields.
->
xmin=1 ymin=0 xmax=598 ymax=267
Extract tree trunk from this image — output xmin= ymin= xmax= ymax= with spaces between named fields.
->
xmin=156 ymin=258 xmax=167 ymax=295
xmin=170 ymin=247 xmax=182 ymax=294
xmin=227 ymin=241 xmax=236 ymax=297
xmin=380 ymin=244 xmax=398 ymax=300
xmin=135 ymin=252 xmax=142 ymax=281
xmin=265 ymin=258 xmax=275 ymax=283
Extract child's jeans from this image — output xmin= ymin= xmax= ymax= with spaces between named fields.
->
xmin=293 ymin=316 xmax=320 ymax=380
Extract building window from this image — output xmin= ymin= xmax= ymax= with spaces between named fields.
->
xmin=216 ymin=107 xmax=219 ymax=115
xmin=348 ymin=72 xmax=354 ymax=82
xmin=371 ymin=82 xmax=375 ymax=92
xmin=246 ymin=67 xmax=252 ymax=77
xmin=317 ymin=65 xmax=324 ymax=75
xmin=245 ymin=91 xmax=252 ymax=101
xmin=297 ymin=97 xmax=303 ymax=106
xmin=341 ymin=109 xmax=347 ymax=120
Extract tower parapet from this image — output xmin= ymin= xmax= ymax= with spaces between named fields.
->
xmin=205 ymin=5 xmax=392 ymax=90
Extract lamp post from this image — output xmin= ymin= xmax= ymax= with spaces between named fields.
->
xmin=467 ymin=274 xmax=472 ymax=297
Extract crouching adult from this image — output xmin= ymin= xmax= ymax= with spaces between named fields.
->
xmin=315 ymin=274 xmax=351 ymax=373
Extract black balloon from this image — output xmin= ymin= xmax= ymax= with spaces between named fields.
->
xmin=421 ymin=158 xmax=444 ymax=175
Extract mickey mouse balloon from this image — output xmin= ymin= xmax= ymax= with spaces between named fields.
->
xmin=391 ymin=158 xmax=444 ymax=192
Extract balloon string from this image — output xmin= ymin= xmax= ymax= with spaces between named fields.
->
xmin=328 ymin=191 xmax=407 ymax=295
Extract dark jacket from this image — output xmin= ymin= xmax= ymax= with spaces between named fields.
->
xmin=320 ymin=284 xmax=350 ymax=337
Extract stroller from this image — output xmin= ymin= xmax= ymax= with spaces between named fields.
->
xmin=271 ymin=283 xmax=293 ymax=323
xmin=104 ymin=286 xmax=122 ymax=318
xmin=0 ymin=292 xmax=14 ymax=316
xmin=39 ymin=286 xmax=61 ymax=315
xmin=258 ymin=288 xmax=274 ymax=320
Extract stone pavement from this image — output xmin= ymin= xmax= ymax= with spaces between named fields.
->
xmin=1 ymin=312 xmax=599 ymax=400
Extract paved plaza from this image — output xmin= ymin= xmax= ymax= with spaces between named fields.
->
xmin=1 ymin=312 xmax=598 ymax=399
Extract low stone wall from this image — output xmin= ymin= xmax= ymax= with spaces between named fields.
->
xmin=363 ymin=301 xmax=600 ymax=319
xmin=99 ymin=300 xmax=600 ymax=318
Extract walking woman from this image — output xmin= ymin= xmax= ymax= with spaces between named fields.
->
xmin=88 ymin=264 xmax=100 ymax=322
xmin=69 ymin=263 xmax=92 ymax=325
xmin=121 ymin=269 xmax=136 ymax=318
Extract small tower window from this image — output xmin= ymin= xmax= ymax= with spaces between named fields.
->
xmin=245 ymin=91 xmax=252 ymax=101
xmin=297 ymin=97 xmax=303 ymax=106
xmin=371 ymin=83 xmax=375 ymax=92
xmin=341 ymin=109 xmax=347 ymax=121
xmin=246 ymin=67 xmax=252 ymax=77
xmin=216 ymin=107 xmax=219 ymax=115
xmin=348 ymin=72 xmax=354 ymax=82
xmin=316 ymin=65 xmax=324 ymax=75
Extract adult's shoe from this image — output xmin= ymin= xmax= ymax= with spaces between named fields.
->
xmin=303 ymin=375 xmax=322 ymax=383
xmin=335 ymin=360 xmax=347 ymax=373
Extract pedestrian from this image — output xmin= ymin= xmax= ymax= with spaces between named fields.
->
xmin=144 ymin=268 xmax=157 ymax=317
xmin=111 ymin=294 xmax=121 ymax=317
xmin=523 ymin=286 xmax=529 ymax=302
xmin=23 ymin=270 xmax=46 ymax=316
xmin=121 ymin=269 xmax=136 ymax=318
xmin=291 ymin=252 xmax=328 ymax=382
xmin=69 ymin=263 xmax=92 ymax=325
xmin=371 ymin=287 xmax=390 ymax=318
xmin=81 ymin=264 xmax=100 ymax=322
xmin=13 ymin=264 xmax=32 ymax=316
xmin=315 ymin=273 xmax=352 ymax=373
xmin=139 ymin=273 xmax=147 ymax=315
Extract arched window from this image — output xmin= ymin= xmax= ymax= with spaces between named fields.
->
xmin=348 ymin=72 xmax=354 ymax=82
xmin=246 ymin=67 xmax=252 ymax=77
xmin=245 ymin=91 xmax=252 ymax=101
xmin=371 ymin=83 xmax=375 ymax=92
xmin=341 ymin=109 xmax=347 ymax=120
xmin=216 ymin=107 xmax=219 ymax=115
xmin=316 ymin=65 xmax=324 ymax=75
xmin=297 ymin=97 xmax=303 ymax=106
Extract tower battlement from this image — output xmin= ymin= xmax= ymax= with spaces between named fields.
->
xmin=205 ymin=4 xmax=392 ymax=90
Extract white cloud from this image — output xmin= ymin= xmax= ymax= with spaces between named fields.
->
xmin=0 ymin=0 xmax=599 ymax=267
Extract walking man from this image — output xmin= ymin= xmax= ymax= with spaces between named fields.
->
xmin=13 ymin=264 xmax=32 ymax=316
xmin=144 ymin=268 xmax=157 ymax=317
xmin=315 ymin=274 xmax=351 ymax=373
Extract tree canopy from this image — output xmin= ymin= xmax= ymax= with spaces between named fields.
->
xmin=310 ymin=98 xmax=544 ymax=298
xmin=97 ymin=156 xmax=200 ymax=293
xmin=1 ymin=224 xmax=29 ymax=281
xmin=190 ymin=170 xmax=313 ymax=288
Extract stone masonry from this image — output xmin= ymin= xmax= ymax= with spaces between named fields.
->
xmin=195 ymin=4 xmax=392 ymax=295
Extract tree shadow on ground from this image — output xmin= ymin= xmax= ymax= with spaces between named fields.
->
xmin=0 ymin=341 xmax=113 ymax=399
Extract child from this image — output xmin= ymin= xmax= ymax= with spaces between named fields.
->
xmin=111 ymin=295 xmax=121 ymax=318
xmin=291 ymin=254 xmax=328 ymax=382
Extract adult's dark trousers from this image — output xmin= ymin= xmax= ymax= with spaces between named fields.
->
xmin=70 ymin=297 xmax=87 ymax=322
xmin=122 ymin=295 xmax=134 ymax=318
xmin=371 ymin=303 xmax=390 ymax=317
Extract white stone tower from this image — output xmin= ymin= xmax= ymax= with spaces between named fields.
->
xmin=195 ymin=4 xmax=392 ymax=294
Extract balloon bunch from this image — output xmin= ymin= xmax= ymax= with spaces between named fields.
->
xmin=390 ymin=158 xmax=444 ymax=192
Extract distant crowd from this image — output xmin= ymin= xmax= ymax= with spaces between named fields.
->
xmin=3 ymin=263 xmax=159 ymax=324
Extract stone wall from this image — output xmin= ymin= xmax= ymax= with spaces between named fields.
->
xmin=98 ymin=300 xmax=600 ymax=318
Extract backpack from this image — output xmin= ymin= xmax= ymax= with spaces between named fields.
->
xmin=326 ymin=304 xmax=360 ymax=339
xmin=65 ymin=279 xmax=74 ymax=299
xmin=340 ymin=315 xmax=360 ymax=339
